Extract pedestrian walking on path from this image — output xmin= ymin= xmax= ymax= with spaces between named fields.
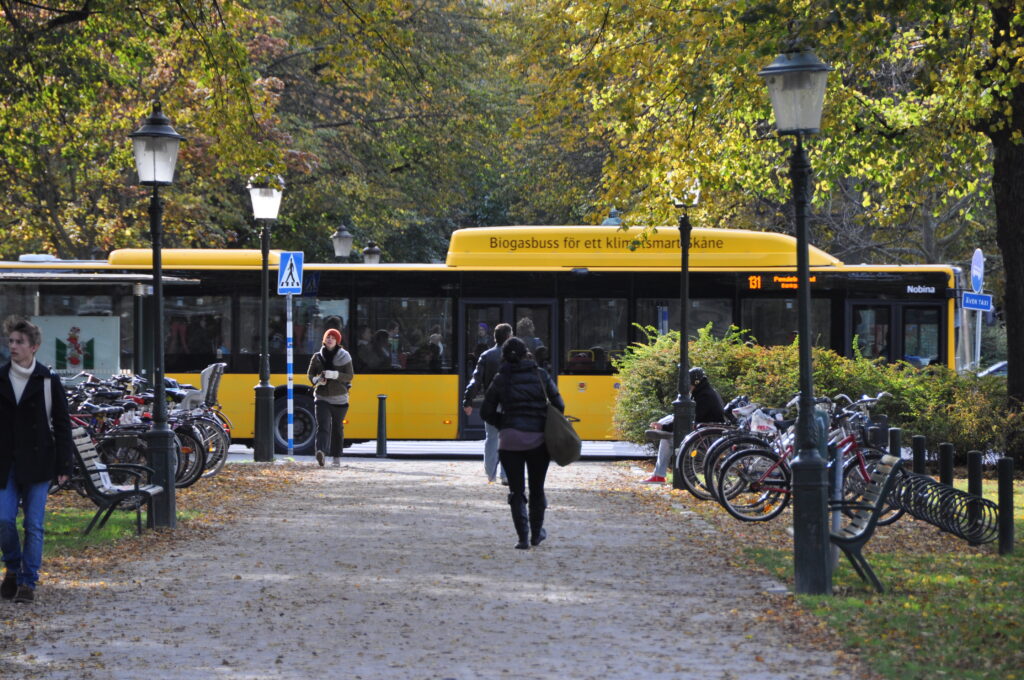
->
xmin=0 ymin=316 xmax=74 ymax=605
xmin=481 ymin=336 xmax=563 ymax=549
xmin=308 ymin=328 xmax=354 ymax=468
xmin=463 ymin=322 xmax=512 ymax=485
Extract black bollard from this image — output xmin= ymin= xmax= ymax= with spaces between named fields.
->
xmin=887 ymin=427 xmax=902 ymax=460
xmin=911 ymin=435 xmax=927 ymax=475
xmin=967 ymin=450 xmax=983 ymax=545
xmin=939 ymin=442 xmax=955 ymax=486
xmin=376 ymin=394 xmax=388 ymax=458
xmin=868 ymin=426 xmax=883 ymax=449
xmin=998 ymin=457 xmax=1015 ymax=555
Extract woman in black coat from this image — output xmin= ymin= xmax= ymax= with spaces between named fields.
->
xmin=481 ymin=337 xmax=564 ymax=549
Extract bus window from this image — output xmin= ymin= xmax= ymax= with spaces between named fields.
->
xmin=355 ymin=297 xmax=452 ymax=372
xmin=903 ymin=306 xmax=940 ymax=367
xmin=41 ymin=293 xmax=113 ymax=316
xmin=851 ymin=304 xmax=891 ymax=361
xmin=465 ymin=305 xmax=503 ymax=373
xmin=563 ymin=298 xmax=627 ymax=372
xmin=238 ymin=295 xmax=350 ymax=367
xmin=742 ymin=298 xmax=830 ymax=347
xmin=164 ymin=295 xmax=232 ymax=372
xmin=636 ymin=298 xmax=732 ymax=337
xmin=514 ymin=306 xmax=551 ymax=369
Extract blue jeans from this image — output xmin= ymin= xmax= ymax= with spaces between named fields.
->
xmin=483 ymin=422 xmax=505 ymax=481
xmin=0 ymin=470 xmax=50 ymax=589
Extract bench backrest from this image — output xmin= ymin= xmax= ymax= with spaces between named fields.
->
xmin=204 ymin=362 xmax=226 ymax=406
xmin=71 ymin=426 xmax=116 ymax=494
xmin=839 ymin=454 xmax=902 ymax=540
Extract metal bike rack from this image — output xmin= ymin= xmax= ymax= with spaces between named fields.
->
xmin=889 ymin=472 xmax=999 ymax=544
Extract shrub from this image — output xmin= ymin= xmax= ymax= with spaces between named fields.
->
xmin=613 ymin=328 xmax=1017 ymax=461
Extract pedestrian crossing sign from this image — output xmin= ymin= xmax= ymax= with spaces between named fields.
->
xmin=278 ymin=251 xmax=304 ymax=294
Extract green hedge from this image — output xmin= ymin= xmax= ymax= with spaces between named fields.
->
xmin=613 ymin=325 xmax=1013 ymax=460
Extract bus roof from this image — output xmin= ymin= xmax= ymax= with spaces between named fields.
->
xmin=445 ymin=226 xmax=843 ymax=269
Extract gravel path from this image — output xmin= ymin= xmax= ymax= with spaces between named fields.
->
xmin=1 ymin=459 xmax=859 ymax=679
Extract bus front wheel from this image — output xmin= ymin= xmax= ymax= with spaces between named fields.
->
xmin=274 ymin=394 xmax=316 ymax=456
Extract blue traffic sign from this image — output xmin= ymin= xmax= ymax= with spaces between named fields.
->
xmin=278 ymin=251 xmax=304 ymax=294
xmin=962 ymin=292 xmax=993 ymax=312
xmin=971 ymin=248 xmax=984 ymax=293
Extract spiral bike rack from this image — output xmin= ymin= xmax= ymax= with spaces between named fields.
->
xmin=889 ymin=471 xmax=999 ymax=544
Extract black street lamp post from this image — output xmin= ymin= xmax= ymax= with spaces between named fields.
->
xmin=759 ymin=49 xmax=833 ymax=595
xmin=671 ymin=191 xmax=699 ymax=490
xmin=130 ymin=102 xmax=184 ymax=528
xmin=249 ymin=177 xmax=283 ymax=463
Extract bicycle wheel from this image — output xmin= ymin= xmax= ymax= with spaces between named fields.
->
xmin=703 ymin=433 xmax=771 ymax=501
xmin=191 ymin=416 xmax=230 ymax=477
xmin=716 ymin=448 xmax=791 ymax=522
xmin=173 ymin=426 xmax=207 ymax=489
xmin=96 ymin=432 xmax=150 ymax=485
xmin=674 ymin=425 xmax=733 ymax=501
xmin=842 ymin=448 xmax=906 ymax=526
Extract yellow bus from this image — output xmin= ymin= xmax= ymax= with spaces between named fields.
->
xmin=0 ymin=226 xmax=968 ymax=454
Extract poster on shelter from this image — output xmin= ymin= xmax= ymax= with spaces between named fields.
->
xmin=32 ymin=316 xmax=120 ymax=377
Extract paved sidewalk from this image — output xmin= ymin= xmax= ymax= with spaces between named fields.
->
xmin=2 ymin=459 xmax=858 ymax=679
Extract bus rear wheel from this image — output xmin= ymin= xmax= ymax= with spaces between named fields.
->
xmin=274 ymin=394 xmax=316 ymax=456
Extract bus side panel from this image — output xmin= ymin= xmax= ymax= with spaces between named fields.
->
xmin=558 ymin=375 xmax=621 ymax=441
xmin=206 ymin=373 xmax=461 ymax=441
xmin=211 ymin=373 xmax=257 ymax=439
xmin=342 ymin=374 xmax=460 ymax=440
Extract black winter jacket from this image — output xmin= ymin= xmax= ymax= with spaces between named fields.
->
xmin=462 ymin=344 xmax=502 ymax=407
xmin=480 ymin=359 xmax=564 ymax=433
xmin=0 ymin=362 xmax=75 ymax=487
xmin=693 ymin=381 xmax=726 ymax=424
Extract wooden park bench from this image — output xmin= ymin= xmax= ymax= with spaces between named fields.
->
xmin=71 ymin=427 xmax=164 ymax=536
xmin=828 ymin=453 xmax=904 ymax=593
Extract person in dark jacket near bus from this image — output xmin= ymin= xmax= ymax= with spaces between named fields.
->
xmin=463 ymin=322 xmax=512 ymax=484
xmin=480 ymin=337 xmax=564 ymax=549
xmin=307 ymin=328 xmax=354 ymax=468
xmin=0 ymin=317 xmax=74 ymax=604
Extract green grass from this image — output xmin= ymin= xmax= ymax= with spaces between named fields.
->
xmin=746 ymin=479 xmax=1024 ymax=680
xmin=43 ymin=500 xmax=200 ymax=557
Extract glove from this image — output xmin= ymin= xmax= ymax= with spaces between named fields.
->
xmin=324 ymin=370 xmax=339 ymax=380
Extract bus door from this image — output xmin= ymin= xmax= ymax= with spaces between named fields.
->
xmin=459 ymin=300 xmax=557 ymax=438
xmin=847 ymin=301 xmax=944 ymax=368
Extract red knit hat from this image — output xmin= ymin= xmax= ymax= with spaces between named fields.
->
xmin=323 ymin=328 xmax=342 ymax=344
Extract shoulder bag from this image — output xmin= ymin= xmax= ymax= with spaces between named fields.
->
xmin=536 ymin=369 xmax=581 ymax=466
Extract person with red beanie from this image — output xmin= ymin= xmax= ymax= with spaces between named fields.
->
xmin=307 ymin=328 xmax=354 ymax=467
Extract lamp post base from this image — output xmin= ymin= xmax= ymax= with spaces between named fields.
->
xmin=254 ymin=384 xmax=276 ymax=462
xmin=790 ymin=450 xmax=831 ymax=594
xmin=143 ymin=426 xmax=177 ymax=528
xmin=671 ymin=398 xmax=696 ymax=490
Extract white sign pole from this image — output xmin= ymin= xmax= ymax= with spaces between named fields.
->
xmin=286 ymin=293 xmax=294 ymax=456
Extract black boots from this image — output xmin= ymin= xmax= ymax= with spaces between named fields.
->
xmin=508 ymin=492 xmax=530 ymax=549
xmin=509 ymin=492 xmax=548 ymax=549
xmin=529 ymin=493 xmax=547 ymax=546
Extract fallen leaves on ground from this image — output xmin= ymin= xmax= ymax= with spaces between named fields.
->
xmin=42 ymin=463 xmax=307 ymax=582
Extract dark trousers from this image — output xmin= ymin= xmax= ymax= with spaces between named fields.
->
xmin=499 ymin=444 xmax=550 ymax=522
xmin=499 ymin=445 xmax=550 ymax=498
xmin=315 ymin=402 xmax=349 ymax=458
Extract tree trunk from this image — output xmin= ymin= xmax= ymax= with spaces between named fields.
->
xmin=992 ymin=141 xmax=1024 ymax=464
xmin=988 ymin=1 xmax=1024 ymax=464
